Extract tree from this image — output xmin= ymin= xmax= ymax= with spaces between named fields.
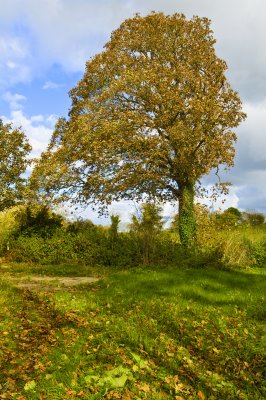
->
xmin=213 ymin=207 xmax=242 ymax=229
xmin=0 ymin=119 xmax=31 ymax=210
xmin=242 ymin=211 xmax=265 ymax=226
xmin=32 ymin=12 xmax=246 ymax=247
xmin=109 ymin=214 xmax=120 ymax=241
xmin=226 ymin=207 xmax=242 ymax=220
xmin=130 ymin=203 xmax=163 ymax=264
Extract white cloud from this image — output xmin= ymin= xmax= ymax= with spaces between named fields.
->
xmin=30 ymin=115 xmax=44 ymax=123
xmin=6 ymin=61 xmax=17 ymax=69
xmin=225 ymin=99 xmax=266 ymax=188
xmin=240 ymin=101 xmax=266 ymax=163
xmin=47 ymin=114 xmax=59 ymax=125
xmin=42 ymin=81 xmax=65 ymax=90
xmin=200 ymin=98 xmax=266 ymax=213
xmin=73 ymin=200 xmax=178 ymax=228
xmin=0 ymin=0 xmax=265 ymax=102
xmin=2 ymin=90 xmax=59 ymax=158
xmin=200 ymin=186 xmax=240 ymax=212
xmin=2 ymin=91 xmax=27 ymax=110
xmin=0 ymin=35 xmax=31 ymax=86
xmin=1 ymin=110 xmax=54 ymax=158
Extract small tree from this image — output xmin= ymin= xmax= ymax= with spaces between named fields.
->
xmin=0 ymin=119 xmax=31 ymax=210
xmin=213 ymin=207 xmax=242 ymax=229
xmin=109 ymin=214 xmax=120 ymax=248
xmin=130 ymin=203 xmax=163 ymax=264
xmin=243 ymin=211 xmax=265 ymax=226
xmin=32 ymin=13 xmax=246 ymax=247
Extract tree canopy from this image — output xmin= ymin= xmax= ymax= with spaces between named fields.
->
xmin=0 ymin=119 xmax=31 ymax=210
xmin=32 ymin=12 xmax=246 ymax=246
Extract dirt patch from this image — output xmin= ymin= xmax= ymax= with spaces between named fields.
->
xmin=29 ymin=276 xmax=98 ymax=285
xmin=11 ymin=275 xmax=99 ymax=291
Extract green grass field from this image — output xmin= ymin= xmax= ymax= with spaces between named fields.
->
xmin=0 ymin=262 xmax=265 ymax=399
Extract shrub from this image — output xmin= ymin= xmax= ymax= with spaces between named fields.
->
xmin=242 ymin=211 xmax=265 ymax=226
xmin=0 ymin=204 xmax=65 ymax=256
xmin=251 ymin=240 xmax=266 ymax=267
xmin=10 ymin=231 xmax=76 ymax=264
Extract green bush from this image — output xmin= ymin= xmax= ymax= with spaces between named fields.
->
xmin=252 ymin=241 xmax=266 ymax=267
xmin=0 ymin=204 xmax=64 ymax=256
xmin=10 ymin=231 xmax=76 ymax=264
xmin=3 ymin=205 xmax=265 ymax=269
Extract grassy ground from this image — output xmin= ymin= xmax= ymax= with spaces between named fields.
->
xmin=0 ymin=262 xmax=265 ymax=399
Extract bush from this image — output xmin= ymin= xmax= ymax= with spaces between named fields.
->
xmin=3 ymin=205 xmax=265 ymax=270
xmin=213 ymin=236 xmax=253 ymax=268
xmin=0 ymin=204 xmax=65 ymax=256
xmin=250 ymin=240 xmax=266 ymax=267
xmin=10 ymin=231 xmax=76 ymax=264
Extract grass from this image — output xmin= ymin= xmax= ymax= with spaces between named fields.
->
xmin=0 ymin=262 xmax=265 ymax=399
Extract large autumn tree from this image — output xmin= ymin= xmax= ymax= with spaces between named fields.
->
xmin=32 ymin=12 xmax=246 ymax=246
xmin=0 ymin=119 xmax=31 ymax=210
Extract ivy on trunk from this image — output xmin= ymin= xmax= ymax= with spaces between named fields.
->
xmin=178 ymin=184 xmax=197 ymax=248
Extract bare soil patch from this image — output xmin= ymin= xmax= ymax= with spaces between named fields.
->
xmin=10 ymin=275 xmax=99 ymax=291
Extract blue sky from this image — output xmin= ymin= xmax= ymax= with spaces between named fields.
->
xmin=1 ymin=0 xmax=266 ymax=224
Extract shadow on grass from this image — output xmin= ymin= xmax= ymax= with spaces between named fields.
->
xmin=105 ymin=266 xmax=266 ymax=319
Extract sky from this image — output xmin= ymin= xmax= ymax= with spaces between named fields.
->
xmin=1 ymin=0 xmax=265 ymax=224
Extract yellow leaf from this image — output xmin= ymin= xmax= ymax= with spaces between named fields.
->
xmin=198 ymin=390 xmax=205 ymax=400
xmin=139 ymin=383 xmax=150 ymax=392
xmin=24 ymin=380 xmax=36 ymax=391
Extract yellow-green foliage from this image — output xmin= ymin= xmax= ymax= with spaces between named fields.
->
xmin=0 ymin=119 xmax=31 ymax=210
xmin=0 ymin=205 xmax=64 ymax=254
xmin=0 ymin=206 xmax=26 ymax=252
xmin=198 ymin=221 xmax=266 ymax=268
xmin=1 ymin=203 xmax=265 ymax=269
xmin=214 ymin=232 xmax=254 ymax=267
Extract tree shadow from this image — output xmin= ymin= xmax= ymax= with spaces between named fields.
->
xmin=112 ymin=267 xmax=265 ymax=319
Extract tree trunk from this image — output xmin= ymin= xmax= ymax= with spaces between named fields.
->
xmin=178 ymin=183 xmax=197 ymax=248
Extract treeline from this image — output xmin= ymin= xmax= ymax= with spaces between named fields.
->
xmin=0 ymin=203 xmax=265 ymax=269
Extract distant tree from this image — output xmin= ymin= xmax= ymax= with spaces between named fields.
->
xmin=67 ymin=218 xmax=95 ymax=234
xmin=216 ymin=207 xmax=243 ymax=228
xmin=32 ymin=12 xmax=246 ymax=247
xmin=109 ymin=214 xmax=120 ymax=243
xmin=0 ymin=204 xmax=64 ymax=249
xmin=0 ymin=119 xmax=31 ymax=210
xmin=130 ymin=203 xmax=163 ymax=264
xmin=226 ymin=207 xmax=242 ymax=220
xmin=243 ymin=211 xmax=265 ymax=226
xmin=212 ymin=208 xmax=239 ymax=230
xmin=20 ymin=204 xmax=64 ymax=237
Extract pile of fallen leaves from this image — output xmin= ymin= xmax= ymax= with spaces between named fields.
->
xmin=0 ymin=288 xmax=86 ymax=399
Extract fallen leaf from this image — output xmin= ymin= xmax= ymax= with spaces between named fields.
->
xmin=66 ymin=390 xmax=77 ymax=397
xmin=24 ymin=380 xmax=36 ymax=391
xmin=139 ymin=383 xmax=150 ymax=392
xmin=198 ymin=390 xmax=205 ymax=400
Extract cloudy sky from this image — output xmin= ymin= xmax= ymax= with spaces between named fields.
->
xmin=1 ymin=0 xmax=265 ymax=223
